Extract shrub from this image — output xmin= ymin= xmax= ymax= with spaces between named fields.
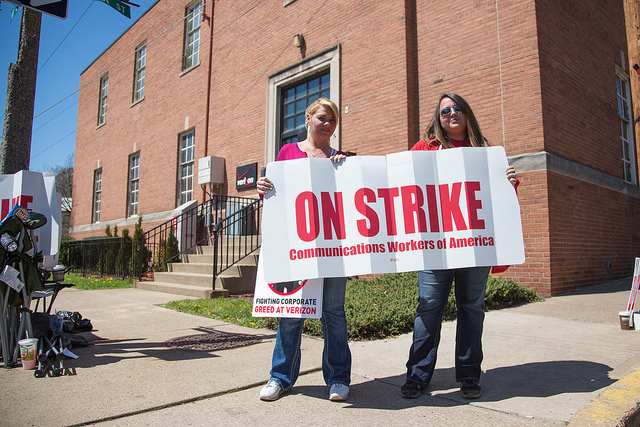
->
xmin=484 ymin=276 xmax=542 ymax=310
xmin=254 ymin=272 xmax=541 ymax=341
xmin=58 ymin=235 xmax=72 ymax=266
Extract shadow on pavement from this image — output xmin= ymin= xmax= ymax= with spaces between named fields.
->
xmin=557 ymin=278 xmax=631 ymax=296
xmin=288 ymin=360 xmax=615 ymax=410
xmin=69 ymin=328 xmax=275 ymax=368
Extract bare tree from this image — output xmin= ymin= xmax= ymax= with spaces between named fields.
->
xmin=46 ymin=153 xmax=73 ymax=211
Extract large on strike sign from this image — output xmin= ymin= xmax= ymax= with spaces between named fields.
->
xmin=260 ymin=147 xmax=525 ymax=284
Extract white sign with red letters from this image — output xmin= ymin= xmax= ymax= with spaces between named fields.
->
xmin=0 ymin=170 xmax=60 ymax=262
xmin=252 ymin=249 xmax=323 ymax=318
xmin=260 ymin=147 xmax=524 ymax=283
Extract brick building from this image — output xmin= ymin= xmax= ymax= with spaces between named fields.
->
xmin=70 ymin=0 xmax=640 ymax=296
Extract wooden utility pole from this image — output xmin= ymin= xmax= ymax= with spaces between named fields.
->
xmin=623 ymin=0 xmax=640 ymax=171
xmin=0 ymin=7 xmax=41 ymax=174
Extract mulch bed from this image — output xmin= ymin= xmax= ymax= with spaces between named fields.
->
xmin=165 ymin=330 xmax=262 ymax=351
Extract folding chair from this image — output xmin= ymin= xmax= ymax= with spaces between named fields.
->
xmin=0 ymin=206 xmax=46 ymax=368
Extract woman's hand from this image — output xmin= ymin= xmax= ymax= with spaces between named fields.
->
xmin=506 ymin=166 xmax=517 ymax=187
xmin=257 ymin=176 xmax=273 ymax=196
xmin=329 ymin=153 xmax=347 ymax=163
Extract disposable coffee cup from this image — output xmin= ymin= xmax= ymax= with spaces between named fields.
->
xmin=619 ymin=311 xmax=632 ymax=330
xmin=52 ymin=315 xmax=63 ymax=332
xmin=18 ymin=338 xmax=38 ymax=370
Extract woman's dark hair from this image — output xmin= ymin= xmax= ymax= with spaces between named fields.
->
xmin=423 ymin=93 xmax=488 ymax=148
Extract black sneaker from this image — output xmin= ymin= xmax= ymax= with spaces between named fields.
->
xmin=401 ymin=381 xmax=427 ymax=398
xmin=460 ymin=379 xmax=482 ymax=399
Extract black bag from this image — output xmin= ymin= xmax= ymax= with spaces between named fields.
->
xmin=55 ymin=310 xmax=93 ymax=333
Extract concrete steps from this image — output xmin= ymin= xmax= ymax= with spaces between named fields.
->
xmin=134 ymin=236 xmax=260 ymax=298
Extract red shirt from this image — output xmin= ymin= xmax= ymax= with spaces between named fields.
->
xmin=411 ymin=138 xmax=516 ymax=274
xmin=411 ymin=138 xmax=470 ymax=151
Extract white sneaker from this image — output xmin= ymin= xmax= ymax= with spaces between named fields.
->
xmin=260 ymin=380 xmax=284 ymax=401
xmin=329 ymin=383 xmax=349 ymax=401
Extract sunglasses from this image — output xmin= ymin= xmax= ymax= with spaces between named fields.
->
xmin=440 ymin=105 xmax=463 ymax=117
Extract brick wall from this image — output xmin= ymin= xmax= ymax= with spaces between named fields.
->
xmin=536 ymin=0 xmax=629 ymax=175
xmin=70 ymin=0 xmax=639 ymax=296
xmin=73 ymin=0 xmax=212 ymax=235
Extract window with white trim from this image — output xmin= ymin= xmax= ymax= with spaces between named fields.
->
xmin=265 ymin=45 xmax=341 ymax=163
xmin=280 ymin=72 xmax=331 ymax=150
xmin=127 ymin=153 xmax=140 ymax=217
xmin=92 ymin=169 xmax=102 ymax=223
xmin=133 ymin=43 xmax=146 ymax=102
xmin=178 ymin=131 xmax=195 ymax=204
xmin=97 ymin=74 xmax=108 ymax=126
xmin=616 ymin=71 xmax=637 ymax=184
xmin=183 ymin=1 xmax=202 ymax=71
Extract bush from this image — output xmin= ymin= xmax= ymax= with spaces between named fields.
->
xmin=484 ymin=276 xmax=541 ymax=310
xmin=176 ymin=272 xmax=542 ymax=341
xmin=58 ymin=235 xmax=72 ymax=266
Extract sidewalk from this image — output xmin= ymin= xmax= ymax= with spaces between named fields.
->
xmin=1 ymin=278 xmax=639 ymax=426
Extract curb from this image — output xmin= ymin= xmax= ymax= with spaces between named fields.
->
xmin=569 ymin=366 xmax=640 ymax=426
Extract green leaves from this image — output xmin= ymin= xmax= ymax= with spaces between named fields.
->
xmin=163 ymin=273 xmax=542 ymax=341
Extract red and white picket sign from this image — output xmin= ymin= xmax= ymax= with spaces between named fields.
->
xmin=627 ymin=257 xmax=640 ymax=312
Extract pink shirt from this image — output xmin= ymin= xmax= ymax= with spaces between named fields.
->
xmin=276 ymin=142 xmax=340 ymax=161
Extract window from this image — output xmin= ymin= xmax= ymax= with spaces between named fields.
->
xmin=265 ymin=45 xmax=341 ymax=162
xmin=183 ymin=1 xmax=202 ymax=70
xmin=133 ymin=43 xmax=146 ymax=102
xmin=617 ymin=71 xmax=637 ymax=184
xmin=97 ymin=74 xmax=108 ymax=126
xmin=178 ymin=131 xmax=195 ymax=204
xmin=92 ymin=169 xmax=102 ymax=223
xmin=280 ymin=72 xmax=331 ymax=150
xmin=127 ymin=153 xmax=140 ymax=217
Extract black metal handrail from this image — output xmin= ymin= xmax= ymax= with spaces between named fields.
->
xmin=139 ymin=195 xmax=262 ymax=283
xmin=211 ymin=197 xmax=262 ymax=288
xmin=66 ymin=195 xmax=262 ymax=283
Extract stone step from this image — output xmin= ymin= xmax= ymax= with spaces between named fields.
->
xmin=197 ymin=241 xmax=262 ymax=255
xmin=216 ymin=274 xmax=256 ymax=295
xmin=184 ymin=252 xmax=259 ymax=264
xmin=168 ymin=261 xmax=257 ymax=278
xmin=153 ymin=271 xmax=214 ymax=287
xmin=139 ymin=237 xmax=260 ymax=298
xmin=134 ymin=281 xmax=228 ymax=299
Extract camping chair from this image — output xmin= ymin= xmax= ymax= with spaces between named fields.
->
xmin=0 ymin=206 xmax=46 ymax=368
xmin=32 ymin=265 xmax=74 ymax=315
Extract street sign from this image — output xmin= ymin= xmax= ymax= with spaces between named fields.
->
xmin=3 ymin=0 xmax=68 ymax=19
xmin=96 ymin=0 xmax=131 ymax=18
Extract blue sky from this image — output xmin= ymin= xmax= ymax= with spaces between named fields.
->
xmin=0 ymin=0 xmax=156 ymax=172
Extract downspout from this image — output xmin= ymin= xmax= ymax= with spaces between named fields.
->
xmin=202 ymin=0 xmax=215 ymax=201
xmin=203 ymin=0 xmax=214 ymax=158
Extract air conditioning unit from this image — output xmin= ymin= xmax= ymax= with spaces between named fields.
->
xmin=197 ymin=156 xmax=225 ymax=185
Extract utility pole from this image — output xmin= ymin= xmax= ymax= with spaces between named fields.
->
xmin=0 ymin=6 xmax=41 ymax=174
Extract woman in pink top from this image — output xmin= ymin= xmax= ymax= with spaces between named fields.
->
xmin=402 ymin=93 xmax=518 ymax=400
xmin=256 ymin=98 xmax=351 ymax=402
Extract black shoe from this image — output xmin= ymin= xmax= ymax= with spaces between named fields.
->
xmin=401 ymin=380 xmax=427 ymax=399
xmin=460 ymin=379 xmax=482 ymax=399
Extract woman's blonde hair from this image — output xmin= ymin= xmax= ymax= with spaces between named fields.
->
xmin=423 ymin=93 xmax=488 ymax=148
xmin=306 ymin=97 xmax=340 ymax=123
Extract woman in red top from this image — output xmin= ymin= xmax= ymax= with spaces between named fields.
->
xmin=402 ymin=93 xmax=518 ymax=400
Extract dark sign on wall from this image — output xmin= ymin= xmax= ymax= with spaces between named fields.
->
xmin=236 ymin=162 xmax=257 ymax=189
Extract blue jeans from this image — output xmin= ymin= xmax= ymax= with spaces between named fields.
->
xmin=269 ymin=277 xmax=351 ymax=391
xmin=405 ymin=267 xmax=490 ymax=385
